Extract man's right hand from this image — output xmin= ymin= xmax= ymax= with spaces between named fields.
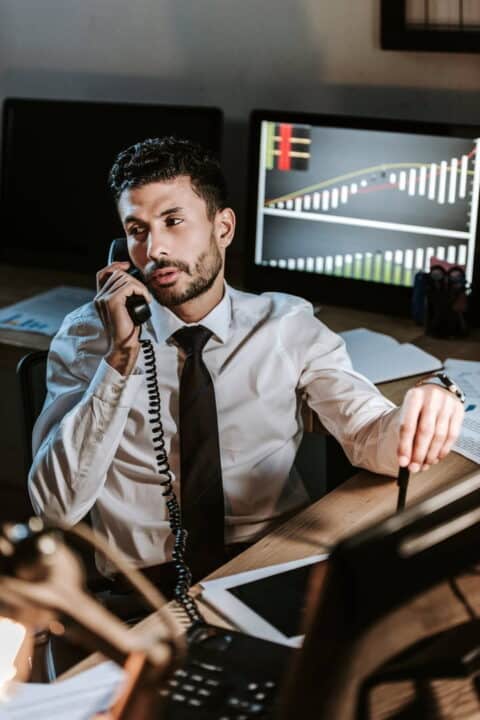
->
xmin=95 ymin=261 xmax=152 ymax=376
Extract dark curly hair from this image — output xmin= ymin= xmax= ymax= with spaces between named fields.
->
xmin=108 ymin=137 xmax=227 ymax=219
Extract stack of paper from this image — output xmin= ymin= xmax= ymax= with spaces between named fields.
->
xmin=340 ymin=328 xmax=442 ymax=384
xmin=444 ymin=358 xmax=480 ymax=465
xmin=0 ymin=662 xmax=124 ymax=720
xmin=0 ymin=286 xmax=94 ymax=337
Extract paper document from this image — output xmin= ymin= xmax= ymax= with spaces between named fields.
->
xmin=340 ymin=328 xmax=442 ymax=384
xmin=0 ymin=286 xmax=94 ymax=337
xmin=444 ymin=358 xmax=480 ymax=465
xmin=0 ymin=661 xmax=125 ymax=719
xmin=201 ymin=554 xmax=328 ymax=647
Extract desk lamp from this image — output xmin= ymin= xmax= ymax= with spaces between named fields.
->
xmin=0 ymin=517 xmax=184 ymax=720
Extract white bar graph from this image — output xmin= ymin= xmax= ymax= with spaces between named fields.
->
xmin=459 ymin=155 xmax=469 ymax=198
xmin=428 ymin=163 xmax=437 ymax=200
xmin=418 ymin=166 xmax=427 ymax=196
xmin=438 ymin=161 xmax=447 ymax=204
xmin=408 ymin=169 xmax=417 ymax=196
xmin=448 ymin=158 xmax=458 ymax=204
xmin=415 ymin=247 xmax=424 ymax=271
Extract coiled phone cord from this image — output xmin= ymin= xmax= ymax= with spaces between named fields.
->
xmin=140 ymin=337 xmax=205 ymax=626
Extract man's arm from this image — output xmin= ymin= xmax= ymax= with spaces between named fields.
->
xmin=29 ymin=261 xmax=152 ymax=524
xmin=296 ymin=312 xmax=463 ymax=477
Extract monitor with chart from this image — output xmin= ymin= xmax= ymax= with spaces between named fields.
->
xmin=246 ymin=110 xmax=480 ymax=316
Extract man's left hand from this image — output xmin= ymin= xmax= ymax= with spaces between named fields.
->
xmin=397 ymin=384 xmax=464 ymax=473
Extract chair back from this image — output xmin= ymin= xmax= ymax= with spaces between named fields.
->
xmin=16 ymin=350 xmax=48 ymax=475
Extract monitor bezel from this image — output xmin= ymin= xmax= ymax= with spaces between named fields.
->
xmin=245 ymin=109 xmax=480 ymax=320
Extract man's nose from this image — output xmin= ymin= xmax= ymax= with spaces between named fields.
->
xmin=147 ymin=229 xmax=171 ymax=260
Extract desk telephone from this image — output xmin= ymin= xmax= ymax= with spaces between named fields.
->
xmin=108 ymin=239 xmax=292 ymax=719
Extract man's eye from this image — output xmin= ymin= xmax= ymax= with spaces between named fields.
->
xmin=130 ymin=227 xmax=146 ymax=238
xmin=165 ymin=217 xmax=183 ymax=227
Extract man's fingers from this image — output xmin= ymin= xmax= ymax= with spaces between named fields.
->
xmin=96 ymin=262 xmax=130 ymax=292
xmin=437 ymin=402 xmax=464 ymax=460
xmin=424 ymin=414 xmax=449 ymax=465
xmin=409 ymin=403 xmax=441 ymax=471
xmin=398 ymin=388 xmax=424 ymax=468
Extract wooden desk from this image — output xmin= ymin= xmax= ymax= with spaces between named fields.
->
xmin=3 ymin=266 xmax=480 ymax=715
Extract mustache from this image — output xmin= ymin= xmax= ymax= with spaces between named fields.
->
xmin=144 ymin=258 xmax=191 ymax=280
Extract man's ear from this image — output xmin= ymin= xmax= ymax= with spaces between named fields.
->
xmin=215 ymin=208 xmax=235 ymax=248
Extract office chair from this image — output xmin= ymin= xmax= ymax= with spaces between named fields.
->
xmin=16 ymin=350 xmax=49 ymax=478
xmin=16 ymin=350 xmax=108 ymax=680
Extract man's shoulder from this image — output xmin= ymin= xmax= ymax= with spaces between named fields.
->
xmin=228 ymin=285 xmax=313 ymax=321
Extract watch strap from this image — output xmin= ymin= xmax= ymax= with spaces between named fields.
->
xmin=415 ymin=372 xmax=465 ymax=404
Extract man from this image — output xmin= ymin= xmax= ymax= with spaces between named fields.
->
xmin=29 ymin=137 xmax=464 ymax=592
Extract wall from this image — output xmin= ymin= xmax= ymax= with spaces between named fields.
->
xmin=2 ymin=0 xmax=480 ymax=254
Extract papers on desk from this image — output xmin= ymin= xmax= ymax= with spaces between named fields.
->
xmin=0 ymin=286 xmax=94 ymax=337
xmin=340 ymin=328 xmax=442 ymax=384
xmin=201 ymin=554 xmax=328 ymax=648
xmin=444 ymin=358 xmax=480 ymax=465
xmin=0 ymin=661 xmax=125 ymax=720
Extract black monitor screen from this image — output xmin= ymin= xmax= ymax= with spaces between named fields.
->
xmin=0 ymin=98 xmax=223 ymax=272
xmin=247 ymin=110 xmax=480 ymax=315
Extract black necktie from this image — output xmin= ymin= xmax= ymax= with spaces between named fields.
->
xmin=172 ymin=325 xmax=225 ymax=580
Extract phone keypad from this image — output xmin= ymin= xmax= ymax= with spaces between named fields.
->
xmin=161 ymin=659 xmax=278 ymax=718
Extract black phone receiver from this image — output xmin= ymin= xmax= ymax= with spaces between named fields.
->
xmin=108 ymin=238 xmax=151 ymax=326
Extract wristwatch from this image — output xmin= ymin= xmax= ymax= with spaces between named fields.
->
xmin=415 ymin=372 xmax=466 ymax=404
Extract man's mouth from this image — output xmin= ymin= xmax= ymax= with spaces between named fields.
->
xmin=150 ymin=267 xmax=181 ymax=286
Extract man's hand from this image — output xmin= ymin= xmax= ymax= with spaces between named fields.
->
xmin=95 ymin=261 xmax=152 ymax=376
xmin=397 ymin=384 xmax=464 ymax=473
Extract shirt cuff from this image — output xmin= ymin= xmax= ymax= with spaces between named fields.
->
xmin=87 ymin=358 xmax=144 ymax=407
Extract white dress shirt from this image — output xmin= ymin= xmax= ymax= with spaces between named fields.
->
xmin=29 ymin=284 xmax=401 ymax=575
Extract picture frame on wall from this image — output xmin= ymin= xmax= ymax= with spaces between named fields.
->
xmin=381 ymin=0 xmax=480 ymax=53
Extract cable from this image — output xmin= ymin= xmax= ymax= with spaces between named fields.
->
xmin=140 ymin=337 xmax=205 ymax=626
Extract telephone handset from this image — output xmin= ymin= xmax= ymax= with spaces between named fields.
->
xmin=107 ymin=237 xmax=151 ymax=326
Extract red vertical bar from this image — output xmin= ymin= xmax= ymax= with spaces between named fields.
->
xmin=278 ymin=123 xmax=292 ymax=171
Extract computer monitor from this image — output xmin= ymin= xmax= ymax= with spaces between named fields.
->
xmin=246 ymin=110 xmax=480 ymax=316
xmin=281 ymin=467 xmax=480 ymax=719
xmin=0 ymin=98 xmax=223 ymax=272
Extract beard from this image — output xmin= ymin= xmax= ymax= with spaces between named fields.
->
xmin=145 ymin=232 xmax=223 ymax=308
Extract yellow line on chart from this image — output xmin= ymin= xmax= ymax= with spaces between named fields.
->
xmin=266 ymin=161 xmax=475 ymax=205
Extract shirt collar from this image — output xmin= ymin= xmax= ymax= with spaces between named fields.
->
xmin=149 ymin=283 xmax=232 ymax=345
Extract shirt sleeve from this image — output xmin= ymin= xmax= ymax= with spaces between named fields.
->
xmin=291 ymin=306 xmax=401 ymax=478
xmin=28 ymin=307 xmax=145 ymax=525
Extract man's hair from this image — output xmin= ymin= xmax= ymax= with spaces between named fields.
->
xmin=108 ymin=137 xmax=227 ymax=219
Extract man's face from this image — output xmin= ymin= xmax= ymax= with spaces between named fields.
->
xmin=118 ymin=176 xmax=231 ymax=308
